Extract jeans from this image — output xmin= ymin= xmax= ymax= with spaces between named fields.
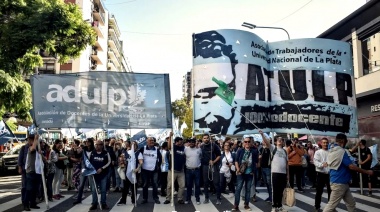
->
xmin=315 ymin=172 xmax=331 ymax=209
xmin=261 ymin=167 xmax=272 ymax=199
xmin=25 ymin=172 xmax=41 ymax=207
xmin=202 ymin=165 xmax=221 ymax=200
xmin=272 ymin=173 xmax=287 ymax=208
xmin=289 ymin=165 xmax=303 ymax=190
xmin=241 ymin=173 xmax=256 ymax=198
xmin=46 ymin=173 xmax=55 ymax=199
xmin=90 ymin=175 xmax=107 ymax=205
xmin=234 ymin=173 xmax=253 ymax=206
xmin=220 ymin=173 xmax=235 ymax=193
xmin=166 ymin=170 xmax=185 ymax=201
xmin=323 ymin=183 xmax=355 ymax=212
xmin=76 ymin=174 xmax=88 ymax=202
xmin=186 ymin=168 xmax=201 ymax=202
xmin=142 ymin=169 xmax=159 ymax=200
xmin=121 ymin=178 xmax=136 ymax=203
xmin=21 ymin=169 xmax=26 ymax=204
xmin=52 ymin=169 xmax=64 ymax=195
xmin=114 ymin=166 xmax=123 ymax=189
xmin=160 ymin=171 xmax=168 ymax=195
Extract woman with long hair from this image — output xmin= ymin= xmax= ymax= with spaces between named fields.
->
xmin=52 ymin=139 xmax=68 ymax=200
xmin=220 ymin=140 xmax=236 ymax=195
xmin=70 ymin=139 xmax=82 ymax=191
xmin=44 ymin=143 xmax=58 ymax=201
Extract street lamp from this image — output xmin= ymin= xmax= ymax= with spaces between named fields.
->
xmin=242 ymin=22 xmax=290 ymax=40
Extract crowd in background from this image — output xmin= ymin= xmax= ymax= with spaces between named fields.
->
xmin=16 ymin=132 xmax=376 ymax=212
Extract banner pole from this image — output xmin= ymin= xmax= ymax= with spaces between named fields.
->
xmin=358 ymin=145 xmax=363 ymax=195
xmin=37 ymin=127 xmax=49 ymax=209
xmin=134 ymin=181 xmax=137 ymax=207
xmin=92 ymin=175 xmax=102 ymax=210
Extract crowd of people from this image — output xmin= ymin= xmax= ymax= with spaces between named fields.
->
xmin=17 ymin=131 xmax=375 ymax=212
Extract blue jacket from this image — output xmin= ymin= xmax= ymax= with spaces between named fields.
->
xmin=235 ymin=148 xmax=258 ymax=173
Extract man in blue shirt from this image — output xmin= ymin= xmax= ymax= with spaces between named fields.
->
xmin=323 ymin=134 xmax=373 ymax=212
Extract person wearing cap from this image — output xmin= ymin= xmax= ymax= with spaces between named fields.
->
xmin=164 ymin=134 xmax=186 ymax=204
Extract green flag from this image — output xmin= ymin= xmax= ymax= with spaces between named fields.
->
xmin=212 ymin=77 xmax=235 ymax=105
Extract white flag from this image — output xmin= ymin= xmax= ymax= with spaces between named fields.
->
xmin=126 ymin=144 xmax=136 ymax=184
xmin=180 ymin=122 xmax=188 ymax=135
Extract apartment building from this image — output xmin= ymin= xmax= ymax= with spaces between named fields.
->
xmin=38 ymin=0 xmax=132 ymax=74
xmin=182 ymin=70 xmax=192 ymax=102
xmin=318 ymin=0 xmax=380 ymax=143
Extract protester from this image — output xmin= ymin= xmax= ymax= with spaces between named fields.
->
xmin=184 ymin=138 xmax=202 ymax=204
xmin=73 ymin=138 xmax=95 ymax=205
xmin=313 ymin=138 xmax=331 ymax=212
xmin=69 ymin=139 xmax=82 ymax=191
xmin=160 ymin=141 xmax=169 ymax=197
xmin=52 ymin=139 xmax=68 ymax=200
xmin=349 ymin=139 xmax=373 ymax=196
xmin=117 ymin=141 xmax=143 ymax=205
xmin=220 ymin=141 xmax=235 ymax=195
xmin=261 ymin=133 xmax=288 ymax=212
xmin=24 ymin=134 xmax=41 ymax=211
xmin=323 ymin=134 xmax=374 ymax=212
xmin=18 ymin=135 xmax=34 ymax=208
xmin=201 ymin=134 xmax=221 ymax=205
xmin=44 ymin=143 xmax=58 ymax=202
xmin=259 ymin=136 xmax=272 ymax=202
xmin=89 ymin=140 xmax=111 ymax=210
xmin=164 ymin=135 xmax=186 ymax=205
xmin=113 ymin=141 xmax=124 ymax=192
xmin=307 ymin=141 xmax=317 ymax=188
xmin=140 ymin=137 xmax=162 ymax=204
xmin=232 ymin=135 xmax=257 ymax=211
xmin=287 ymin=139 xmax=305 ymax=193
xmin=104 ymin=138 xmax=116 ymax=191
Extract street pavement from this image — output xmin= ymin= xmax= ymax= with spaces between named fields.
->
xmin=1 ymin=174 xmax=380 ymax=212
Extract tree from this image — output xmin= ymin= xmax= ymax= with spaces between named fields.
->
xmin=182 ymin=105 xmax=193 ymax=138
xmin=171 ymin=98 xmax=193 ymax=138
xmin=0 ymin=0 xmax=96 ymax=120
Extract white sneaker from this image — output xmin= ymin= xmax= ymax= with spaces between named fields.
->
xmin=271 ymin=207 xmax=277 ymax=212
xmin=196 ymin=201 xmax=201 ymax=205
xmin=184 ymin=201 xmax=189 ymax=204
xmin=278 ymin=207 xmax=287 ymax=212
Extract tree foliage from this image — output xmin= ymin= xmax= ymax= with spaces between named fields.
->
xmin=171 ymin=98 xmax=193 ymax=138
xmin=0 ymin=0 xmax=96 ymax=120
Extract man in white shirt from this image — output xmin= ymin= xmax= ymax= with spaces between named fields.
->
xmin=313 ymin=138 xmax=331 ymax=212
xmin=261 ymin=131 xmax=289 ymax=212
xmin=184 ymin=138 xmax=202 ymax=205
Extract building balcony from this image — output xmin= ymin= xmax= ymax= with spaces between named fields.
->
xmin=107 ymin=59 xmax=118 ymax=71
xmin=109 ymin=14 xmax=121 ymax=37
xmin=93 ymin=0 xmax=105 ymax=26
xmin=108 ymin=33 xmax=122 ymax=55
xmin=93 ymin=36 xmax=103 ymax=52
xmin=92 ymin=21 xmax=104 ymax=38
xmin=90 ymin=49 xmax=103 ymax=65
xmin=108 ymin=49 xmax=121 ymax=67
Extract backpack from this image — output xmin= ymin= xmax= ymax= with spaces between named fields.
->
xmin=271 ymin=146 xmax=288 ymax=161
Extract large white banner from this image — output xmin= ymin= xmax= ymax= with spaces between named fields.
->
xmin=193 ymin=29 xmax=357 ymax=137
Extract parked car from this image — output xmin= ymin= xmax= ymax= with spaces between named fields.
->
xmin=0 ymin=145 xmax=22 ymax=174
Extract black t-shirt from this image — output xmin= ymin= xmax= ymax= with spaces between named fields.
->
xmin=359 ymin=147 xmax=372 ymax=169
xmin=201 ymin=143 xmax=221 ymax=166
xmin=259 ymin=147 xmax=271 ymax=168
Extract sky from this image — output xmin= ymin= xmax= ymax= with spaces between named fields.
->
xmin=103 ymin=0 xmax=367 ymax=102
